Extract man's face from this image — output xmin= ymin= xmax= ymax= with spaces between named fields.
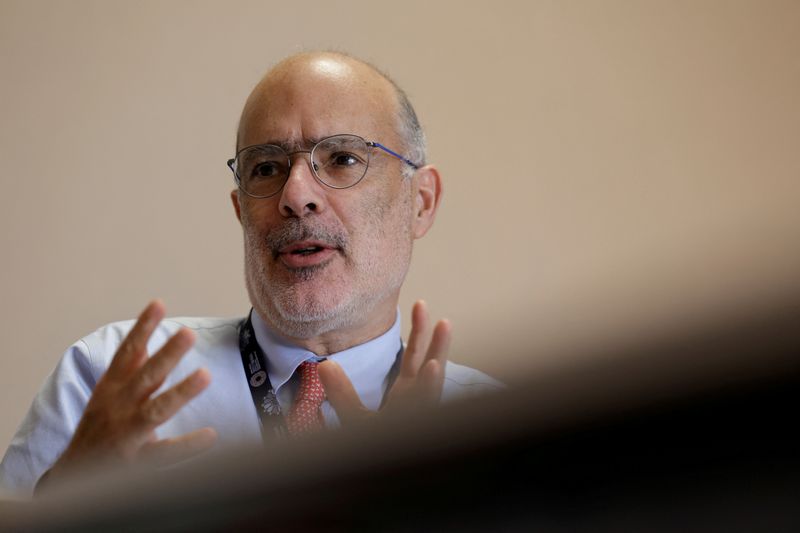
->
xmin=234 ymin=57 xmax=416 ymax=341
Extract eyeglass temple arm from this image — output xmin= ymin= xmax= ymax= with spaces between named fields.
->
xmin=367 ymin=142 xmax=419 ymax=169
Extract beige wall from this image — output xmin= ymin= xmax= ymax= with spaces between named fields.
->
xmin=1 ymin=0 xmax=799 ymax=448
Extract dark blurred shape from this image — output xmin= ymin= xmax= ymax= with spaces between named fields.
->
xmin=3 ymin=295 xmax=799 ymax=532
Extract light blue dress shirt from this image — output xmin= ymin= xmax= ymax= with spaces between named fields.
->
xmin=0 ymin=311 xmax=503 ymax=497
xmin=250 ymin=310 xmax=402 ymax=427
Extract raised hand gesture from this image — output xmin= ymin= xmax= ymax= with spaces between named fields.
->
xmin=318 ymin=300 xmax=452 ymax=424
xmin=39 ymin=301 xmax=217 ymax=490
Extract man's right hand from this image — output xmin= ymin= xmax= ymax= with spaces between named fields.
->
xmin=40 ymin=300 xmax=217 ymax=490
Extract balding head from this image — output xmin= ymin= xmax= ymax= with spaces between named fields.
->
xmin=236 ymin=52 xmax=426 ymax=174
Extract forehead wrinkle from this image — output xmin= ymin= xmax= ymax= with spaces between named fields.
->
xmin=282 ymin=137 xmax=312 ymax=152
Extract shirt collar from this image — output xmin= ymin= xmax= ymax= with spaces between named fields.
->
xmin=250 ymin=310 xmax=402 ymax=409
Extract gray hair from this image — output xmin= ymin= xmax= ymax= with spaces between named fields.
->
xmin=362 ymin=59 xmax=427 ymax=178
xmin=394 ymin=83 xmax=427 ymax=178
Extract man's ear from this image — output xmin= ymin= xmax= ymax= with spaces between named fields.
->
xmin=230 ymin=189 xmax=243 ymax=224
xmin=412 ymin=165 xmax=443 ymax=239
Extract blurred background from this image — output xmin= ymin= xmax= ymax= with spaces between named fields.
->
xmin=0 ymin=0 xmax=798 ymax=449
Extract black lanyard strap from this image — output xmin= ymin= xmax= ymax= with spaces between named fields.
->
xmin=238 ymin=312 xmax=287 ymax=441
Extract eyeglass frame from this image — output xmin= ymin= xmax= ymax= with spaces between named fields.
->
xmin=227 ymin=133 xmax=420 ymax=199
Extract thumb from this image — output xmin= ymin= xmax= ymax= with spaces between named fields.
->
xmin=318 ymin=360 xmax=373 ymax=425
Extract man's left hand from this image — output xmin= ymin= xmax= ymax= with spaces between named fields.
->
xmin=318 ymin=300 xmax=451 ymax=424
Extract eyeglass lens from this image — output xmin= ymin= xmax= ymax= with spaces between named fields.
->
xmin=234 ymin=134 xmax=370 ymax=198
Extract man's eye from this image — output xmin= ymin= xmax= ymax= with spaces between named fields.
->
xmin=331 ymin=152 xmax=360 ymax=166
xmin=253 ymin=162 xmax=279 ymax=178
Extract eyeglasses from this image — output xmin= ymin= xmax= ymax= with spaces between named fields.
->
xmin=227 ymin=134 xmax=419 ymax=199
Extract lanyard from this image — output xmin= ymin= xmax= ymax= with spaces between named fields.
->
xmin=237 ymin=310 xmax=403 ymax=442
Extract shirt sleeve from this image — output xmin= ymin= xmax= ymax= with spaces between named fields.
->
xmin=0 ymin=339 xmax=99 ymax=497
xmin=442 ymin=361 xmax=506 ymax=402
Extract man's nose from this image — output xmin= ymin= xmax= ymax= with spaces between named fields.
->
xmin=279 ymin=152 xmax=326 ymax=218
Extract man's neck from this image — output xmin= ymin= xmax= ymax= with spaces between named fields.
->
xmin=257 ymin=302 xmax=398 ymax=356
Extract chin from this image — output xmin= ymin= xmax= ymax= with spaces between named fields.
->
xmin=266 ymin=311 xmax=349 ymax=340
xmin=265 ymin=298 xmax=363 ymax=339
xmin=248 ymin=277 xmax=359 ymax=339
xmin=244 ymin=250 xmax=408 ymax=341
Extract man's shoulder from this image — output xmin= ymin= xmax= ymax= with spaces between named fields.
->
xmin=85 ymin=315 xmax=242 ymax=338
xmin=158 ymin=316 xmax=244 ymax=342
xmin=77 ymin=316 xmax=244 ymax=364
xmin=441 ymin=361 xmax=505 ymax=402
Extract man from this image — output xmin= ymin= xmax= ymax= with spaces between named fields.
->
xmin=0 ymin=52 xmax=502 ymax=496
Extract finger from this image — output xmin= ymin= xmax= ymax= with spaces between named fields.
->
xmin=425 ymin=319 xmax=452 ymax=369
xmin=400 ymin=300 xmax=430 ymax=378
xmin=139 ymin=367 xmax=211 ymax=428
xmin=131 ymin=327 xmax=196 ymax=398
xmin=318 ymin=360 xmax=372 ymax=425
xmin=107 ymin=300 xmax=166 ymax=378
xmin=141 ymin=427 xmax=218 ymax=467
xmin=417 ymin=359 xmax=446 ymax=405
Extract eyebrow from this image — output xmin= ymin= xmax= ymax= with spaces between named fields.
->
xmin=239 ymin=134 xmax=363 ymax=153
xmin=269 ymin=136 xmax=325 ymax=152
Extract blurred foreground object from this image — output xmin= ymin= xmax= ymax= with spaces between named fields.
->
xmin=2 ymin=293 xmax=799 ymax=532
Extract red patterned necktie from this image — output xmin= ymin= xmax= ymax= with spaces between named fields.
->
xmin=286 ymin=361 xmax=326 ymax=437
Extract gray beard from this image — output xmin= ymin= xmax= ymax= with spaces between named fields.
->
xmin=245 ymin=258 xmax=364 ymax=339
xmin=242 ymin=221 xmax=407 ymax=340
xmin=239 ymin=186 xmax=413 ymax=341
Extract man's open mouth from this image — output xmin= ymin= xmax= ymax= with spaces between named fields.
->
xmin=277 ymin=240 xmax=338 ymax=269
xmin=279 ymin=240 xmax=334 ymax=255
xmin=291 ymin=246 xmax=325 ymax=256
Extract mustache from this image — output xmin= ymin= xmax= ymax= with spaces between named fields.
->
xmin=265 ymin=219 xmax=348 ymax=258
